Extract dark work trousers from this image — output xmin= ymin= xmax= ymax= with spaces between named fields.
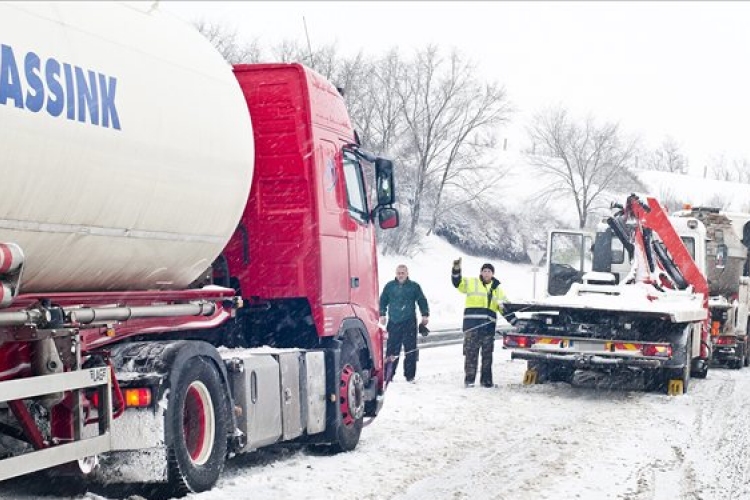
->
xmin=463 ymin=319 xmax=496 ymax=386
xmin=386 ymin=318 xmax=418 ymax=381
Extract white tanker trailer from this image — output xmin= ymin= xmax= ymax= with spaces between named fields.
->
xmin=0 ymin=1 xmax=254 ymax=292
xmin=0 ymin=2 xmax=399 ymax=495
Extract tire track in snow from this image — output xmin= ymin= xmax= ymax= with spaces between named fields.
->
xmin=683 ymin=368 xmax=750 ymax=500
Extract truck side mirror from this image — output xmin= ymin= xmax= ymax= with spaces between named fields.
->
xmin=375 ymin=158 xmax=395 ymax=207
xmin=378 ymin=207 xmax=399 ymax=229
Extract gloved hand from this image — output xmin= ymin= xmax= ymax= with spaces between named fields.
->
xmin=419 ymin=324 xmax=430 ymax=337
xmin=452 ymin=257 xmax=462 ymax=271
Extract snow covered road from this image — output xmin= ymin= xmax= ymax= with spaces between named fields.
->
xmin=2 ymin=342 xmax=750 ymax=500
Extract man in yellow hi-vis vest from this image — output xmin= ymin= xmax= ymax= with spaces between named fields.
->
xmin=452 ymin=258 xmax=506 ymax=388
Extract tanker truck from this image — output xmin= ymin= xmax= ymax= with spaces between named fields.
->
xmin=0 ymin=2 xmax=398 ymax=494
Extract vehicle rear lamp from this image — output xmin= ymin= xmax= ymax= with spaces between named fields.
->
xmin=124 ymin=388 xmax=152 ymax=408
xmin=711 ymin=321 xmax=720 ymax=336
xmin=504 ymin=334 xmax=533 ymax=348
xmin=642 ymin=344 xmax=671 ymax=357
xmin=715 ymin=336 xmax=736 ymax=346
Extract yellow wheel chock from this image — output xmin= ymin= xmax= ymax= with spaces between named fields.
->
xmin=667 ymin=379 xmax=684 ymax=396
xmin=523 ymin=369 xmax=538 ymax=385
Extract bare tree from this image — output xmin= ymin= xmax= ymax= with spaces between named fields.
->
xmin=527 ymin=106 xmax=639 ymax=229
xmin=193 ymin=20 xmax=262 ymax=64
xmin=652 ymin=187 xmax=683 ymax=213
xmin=395 ymin=46 xmax=512 ymax=237
xmin=354 ymin=50 xmax=405 ymax=155
xmin=642 ymin=137 xmax=688 ymax=173
xmin=704 ymin=154 xmax=750 ymax=183
xmin=733 ymin=157 xmax=750 ymax=183
xmin=708 ymin=154 xmax=732 ymax=181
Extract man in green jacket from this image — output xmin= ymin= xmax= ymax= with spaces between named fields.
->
xmin=379 ymin=264 xmax=430 ymax=383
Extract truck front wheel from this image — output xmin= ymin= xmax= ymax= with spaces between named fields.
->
xmin=165 ymin=358 xmax=229 ymax=494
xmin=331 ymin=344 xmax=364 ymax=452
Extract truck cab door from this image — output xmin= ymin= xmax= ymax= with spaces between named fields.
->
xmin=546 ymin=230 xmax=593 ymax=296
xmin=341 ymin=151 xmax=376 ymax=314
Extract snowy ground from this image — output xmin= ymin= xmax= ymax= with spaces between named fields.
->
xmin=3 ymin=235 xmax=750 ymax=500
xmin=2 ymin=343 xmax=750 ymax=500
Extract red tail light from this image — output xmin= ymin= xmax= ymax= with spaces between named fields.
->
xmin=642 ymin=344 xmax=672 ymax=358
xmin=504 ymin=334 xmax=534 ymax=348
xmin=124 ymin=388 xmax=153 ymax=408
xmin=715 ymin=336 xmax=736 ymax=346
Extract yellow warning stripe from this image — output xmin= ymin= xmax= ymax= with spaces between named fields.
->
xmin=604 ymin=342 xmax=640 ymax=351
xmin=536 ymin=338 xmax=561 ymax=345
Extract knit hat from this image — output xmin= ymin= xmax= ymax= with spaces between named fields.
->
xmin=481 ymin=263 xmax=495 ymax=273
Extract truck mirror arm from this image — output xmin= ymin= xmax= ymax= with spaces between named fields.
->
xmin=344 ymin=144 xmax=377 ymax=163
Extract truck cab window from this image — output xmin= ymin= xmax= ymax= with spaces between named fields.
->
xmin=343 ymin=151 xmax=369 ymax=223
xmin=548 ymin=231 xmax=590 ymax=296
xmin=681 ymin=237 xmax=696 ymax=261
xmin=611 ymin=237 xmax=624 ymax=264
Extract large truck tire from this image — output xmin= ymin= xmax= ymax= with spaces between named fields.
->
xmin=664 ymin=366 xmax=689 ymax=395
xmin=165 ymin=357 xmax=229 ymax=494
xmin=730 ymin=352 xmax=745 ymax=370
xmin=330 ymin=341 xmax=365 ymax=453
xmin=691 ymin=337 xmax=710 ymax=379
xmin=666 ymin=342 xmax=691 ymax=395
xmin=691 ymin=355 xmax=709 ymax=378
xmin=691 ymin=361 xmax=709 ymax=379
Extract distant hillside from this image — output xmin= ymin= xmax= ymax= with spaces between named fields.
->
xmin=635 ymin=170 xmax=750 ymax=213
xmin=425 ymin=153 xmax=750 ymax=263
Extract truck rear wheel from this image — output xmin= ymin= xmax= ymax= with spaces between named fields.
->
xmin=665 ymin=364 xmax=689 ymax=395
xmin=330 ymin=343 xmax=364 ymax=452
xmin=165 ymin=358 xmax=228 ymax=494
xmin=666 ymin=341 xmax=691 ymax=395
xmin=730 ymin=355 xmax=744 ymax=370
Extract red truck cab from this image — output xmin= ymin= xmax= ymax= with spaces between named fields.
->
xmin=222 ymin=63 xmax=397 ymax=416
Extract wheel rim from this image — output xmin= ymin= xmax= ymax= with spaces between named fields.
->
xmin=339 ymin=364 xmax=364 ymax=426
xmin=183 ymin=381 xmax=215 ymax=465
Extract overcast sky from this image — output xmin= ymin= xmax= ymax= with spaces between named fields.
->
xmin=160 ymin=1 xmax=750 ymax=175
